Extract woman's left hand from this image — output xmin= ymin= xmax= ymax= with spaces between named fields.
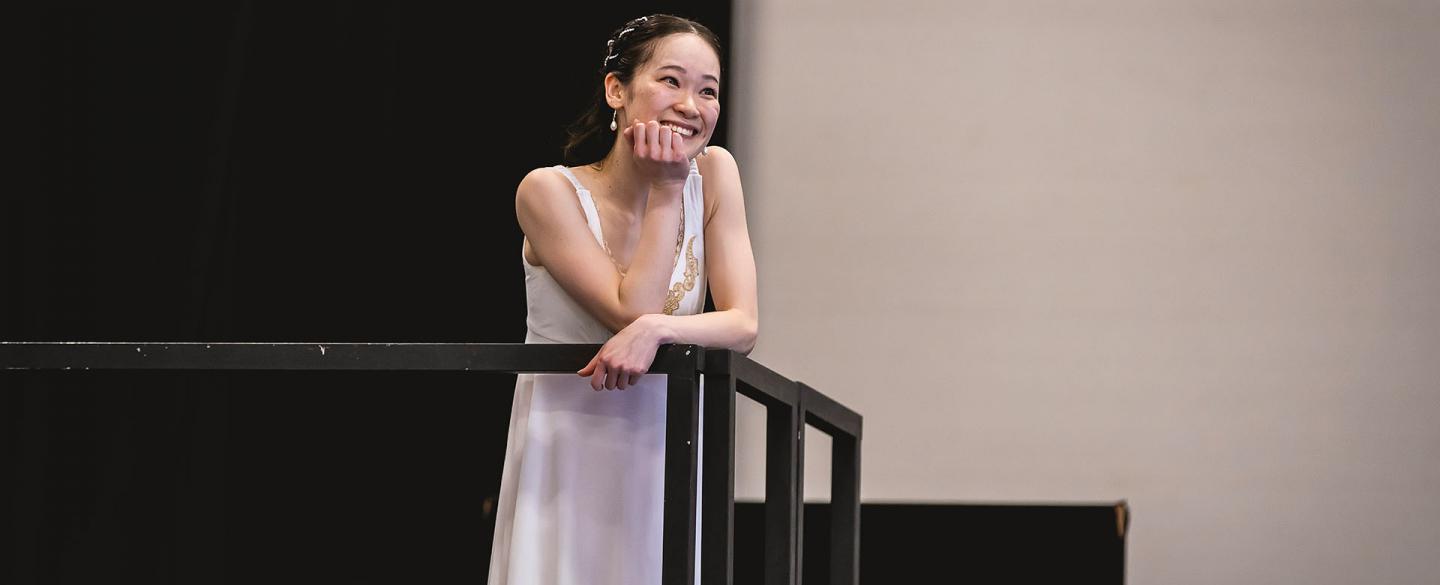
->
xmin=577 ymin=315 xmax=666 ymax=391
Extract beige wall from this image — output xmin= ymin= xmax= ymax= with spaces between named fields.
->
xmin=727 ymin=1 xmax=1440 ymax=582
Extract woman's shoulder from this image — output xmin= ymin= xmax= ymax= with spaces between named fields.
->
xmin=516 ymin=165 xmax=579 ymax=205
xmin=518 ymin=165 xmax=573 ymax=194
xmin=515 ymin=165 xmax=588 ymax=227
xmin=696 ymin=145 xmax=738 ymax=178
xmin=696 ymin=147 xmax=742 ymax=227
xmin=696 ymin=146 xmax=741 ymax=192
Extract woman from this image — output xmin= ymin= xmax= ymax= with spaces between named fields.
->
xmin=488 ymin=14 xmax=758 ymax=585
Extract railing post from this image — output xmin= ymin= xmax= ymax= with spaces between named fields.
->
xmin=662 ymin=344 xmax=703 ymax=585
xmin=702 ymin=351 xmax=736 ymax=585
xmin=793 ymin=383 xmax=807 ymax=585
xmin=830 ymin=426 xmax=861 ymax=585
xmin=798 ymin=382 xmax=863 ymax=585
xmin=764 ymin=385 xmax=799 ymax=585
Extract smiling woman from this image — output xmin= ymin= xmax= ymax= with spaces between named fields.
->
xmin=487 ymin=14 xmax=758 ymax=585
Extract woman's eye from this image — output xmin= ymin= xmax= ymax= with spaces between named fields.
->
xmin=702 ymin=88 xmax=718 ymax=97
xmin=663 ymin=76 xmax=680 ymax=86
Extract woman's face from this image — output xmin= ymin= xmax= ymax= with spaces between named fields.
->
xmin=610 ymin=33 xmax=721 ymax=160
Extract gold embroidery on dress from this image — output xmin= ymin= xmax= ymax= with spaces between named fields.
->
xmin=662 ymin=235 xmax=699 ymax=315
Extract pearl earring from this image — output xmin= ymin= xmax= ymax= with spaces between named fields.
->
xmin=609 ymin=111 xmax=618 ymax=131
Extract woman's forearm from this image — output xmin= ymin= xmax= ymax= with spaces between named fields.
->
xmin=640 ymin=309 xmax=758 ymax=355
xmin=611 ymin=185 xmax=686 ymax=325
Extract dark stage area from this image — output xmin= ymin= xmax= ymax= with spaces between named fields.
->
xmin=733 ymin=502 xmax=1128 ymax=584
xmin=4 ymin=3 xmax=731 ymax=581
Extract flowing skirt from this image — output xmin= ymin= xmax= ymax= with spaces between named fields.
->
xmin=488 ymin=372 xmax=702 ymax=585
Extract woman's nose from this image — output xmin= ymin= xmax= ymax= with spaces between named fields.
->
xmin=676 ymin=96 xmax=699 ymax=117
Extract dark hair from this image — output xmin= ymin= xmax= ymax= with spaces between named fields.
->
xmin=563 ymin=14 xmax=723 ymax=164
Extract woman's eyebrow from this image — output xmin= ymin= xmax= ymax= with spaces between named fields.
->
xmin=657 ymin=64 xmax=719 ymax=85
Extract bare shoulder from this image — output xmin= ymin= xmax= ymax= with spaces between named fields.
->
xmin=516 ymin=166 xmax=573 ymax=208
xmin=697 ymin=145 xmax=740 ymax=179
xmin=516 ymin=166 xmax=588 ymax=266
xmin=697 ymin=147 xmax=743 ymax=225
xmin=515 ymin=166 xmax=583 ymax=225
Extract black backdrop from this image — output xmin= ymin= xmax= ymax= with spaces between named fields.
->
xmin=3 ymin=3 xmax=731 ymax=582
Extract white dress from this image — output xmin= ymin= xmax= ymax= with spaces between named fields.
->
xmin=488 ymin=161 xmax=707 ymax=585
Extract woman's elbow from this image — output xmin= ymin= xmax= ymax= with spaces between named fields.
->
xmin=738 ymin=316 xmax=759 ymax=355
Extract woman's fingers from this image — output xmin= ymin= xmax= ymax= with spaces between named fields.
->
xmin=630 ymin=121 xmax=646 ymax=155
xmin=604 ymin=366 xmax=622 ymax=390
xmin=585 ymin=343 xmax=642 ymax=392
xmin=667 ymin=128 xmax=689 ymax=163
xmin=660 ymin=126 xmax=676 ymax=162
xmin=587 ymin=361 xmax=627 ymax=391
xmin=646 ymin=121 xmax=662 ymax=159
xmin=578 ymin=356 xmax=598 ymax=377
xmin=632 ymin=122 xmax=646 ymax=156
xmin=589 ymin=362 xmax=606 ymax=391
xmin=613 ymin=368 xmax=642 ymax=390
xmin=624 ymin=120 xmax=691 ymax=184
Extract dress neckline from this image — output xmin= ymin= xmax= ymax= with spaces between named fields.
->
xmin=552 ymin=165 xmax=690 ymax=277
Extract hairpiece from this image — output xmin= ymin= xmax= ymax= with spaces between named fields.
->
xmin=601 ymin=16 xmax=651 ymax=70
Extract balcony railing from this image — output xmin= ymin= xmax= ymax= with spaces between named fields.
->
xmin=1 ymin=342 xmax=862 ymax=585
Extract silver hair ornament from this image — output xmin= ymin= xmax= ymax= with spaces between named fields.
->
xmin=601 ymin=16 xmax=650 ymax=68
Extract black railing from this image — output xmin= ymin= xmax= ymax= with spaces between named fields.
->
xmin=1 ymin=342 xmax=862 ymax=585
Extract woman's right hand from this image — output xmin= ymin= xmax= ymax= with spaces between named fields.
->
xmin=622 ymin=120 xmax=692 ymax=189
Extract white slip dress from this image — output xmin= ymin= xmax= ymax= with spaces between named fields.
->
xmin=488 ymin=161 xmax=707 ymax=585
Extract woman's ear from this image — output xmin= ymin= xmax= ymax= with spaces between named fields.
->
xmin=604 ymin=72 xmax=626 ymax=110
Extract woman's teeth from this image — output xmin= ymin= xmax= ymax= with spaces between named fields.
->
xmin=661 ymin=124 xmax=695 ymax=137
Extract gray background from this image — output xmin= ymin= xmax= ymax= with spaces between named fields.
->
xmin=727 ymin=1 xmax=1440 ymax=583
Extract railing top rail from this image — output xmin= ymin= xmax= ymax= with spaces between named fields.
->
xmin=704 ymin=349 xmax=799 ymax=407
xmin=0 ymin=342 xmax=608 ymax=373
xmin=800 ymin=382 xmax=864 ymax=440
xmin=707 ymin=350 xmax=862 ymax=441
xmin=3 ymin=342 xmax=861 ymax=440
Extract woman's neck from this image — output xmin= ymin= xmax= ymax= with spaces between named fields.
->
xmin=589 ymin=145 xmax=650 ymax=216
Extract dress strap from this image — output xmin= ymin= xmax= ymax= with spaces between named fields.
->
xmin=554 ymin=165 xmax=587 ymax=192
xmin=550 ymin=165 xmax=607 ymax=248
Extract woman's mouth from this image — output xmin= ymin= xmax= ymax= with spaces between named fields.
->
xmin=660 ymin=122 xmax=697 ymax=137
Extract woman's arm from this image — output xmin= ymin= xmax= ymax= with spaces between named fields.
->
xmin=579 ymin=146 xmax=759 ymax=389
xmin=517 ymin=123 xmax=691 ymax=331
xmin=680 ymin=145 xmax=759 ymax=353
